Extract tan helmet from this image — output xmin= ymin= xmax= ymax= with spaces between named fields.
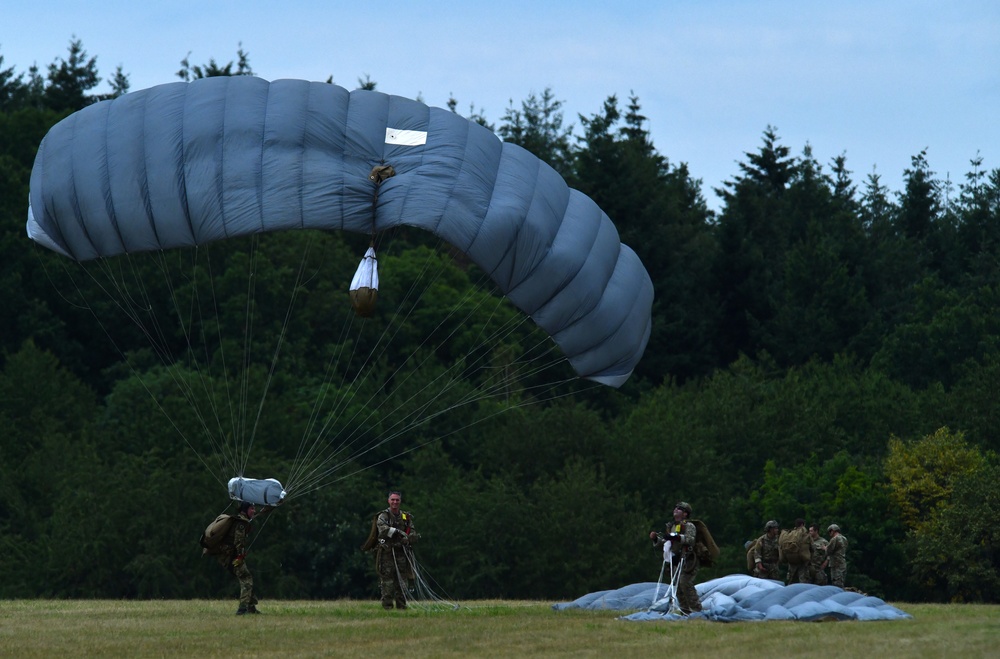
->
xmin=765 ymin=520 xmax=779 ymax=531
xmin=674 ymin=501 xmax=693 ymax=515
xmin=828 ymin=523 xmax=841 ymax=532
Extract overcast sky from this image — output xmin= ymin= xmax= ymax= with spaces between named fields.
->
xmin=4 ymin=1 xmax=998 ymax=211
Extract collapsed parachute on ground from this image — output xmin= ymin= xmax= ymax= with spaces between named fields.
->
xmin=27 ymin=75 xmax=653 ymax=387
xmin=553 ymin=575 xmax=912 ymax=622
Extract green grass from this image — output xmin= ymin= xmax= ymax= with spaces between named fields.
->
xmin=0 ymin=599 xmax=997 ymax=658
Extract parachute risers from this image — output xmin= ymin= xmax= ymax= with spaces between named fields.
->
xmin=349 ymin=246 xmax=379 ymax=317
xmin=228 ymin=477 xmax=286 ymax=506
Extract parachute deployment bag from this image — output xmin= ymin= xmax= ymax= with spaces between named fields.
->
xmin=200 ymin=514 xmax=236 ymax=556
xmin=778 ymin=526 xmax=812 ymax=565
xmin=691 ymin=519 xmax=720 ymax=567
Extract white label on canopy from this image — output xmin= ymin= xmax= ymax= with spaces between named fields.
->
xmin=385 ymin=128 xmax=427 ymax=146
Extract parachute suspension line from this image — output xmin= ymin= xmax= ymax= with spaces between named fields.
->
xmin=127 ymin=248 xmax=246 ymax=480
xmin=234 ymin=234 xmax=261 ymax=476
xmin=283 ymin=306 xmax=363 ymax=497
xmin=283 ymin=164 xmax=396 ymax=489
xmin=293 ymin=373 xmax=593 ymax=497
xmin=145 ymin=248 xmax=236 ymax=478
xmin=287 ymin=242 xmax=587 ymax=498
xmin=241 ymin=232 xmax=317 ymax=481
xmin=287 ymin=242 xmax=508 ymax=492
xmin=41 ymin=253 xmax=225 ymax=486
xmin=148 ymin=246 xmax=243 ymax=480
xmin=667 ymin=555 xmax=686 ymax=615
xmin=283 ymin=219 xmax=431 ymax=496
xmin=180 ymin=247 xmax=244 ymax=478
xmin=292 ymin=316 xmax=522 ymax=494
xmin=284 ymin=238 xmax=449 ymax=495
xmin=88 ymin=252 xmax=233 ymax=474
xmin=285 ymin=243 xmax=475 ymax=495
xmin=286 ymin=228 xmax=473 ymax=484
xmin=652 ymin=558 xmax=668 ymax=606
xmin=392 ymin=545 xmax=459 ymax=611
xmin=292 ymin=324 xmax=585 ymax=497
xmin=242 ymin=505 xmax=277 ymax=555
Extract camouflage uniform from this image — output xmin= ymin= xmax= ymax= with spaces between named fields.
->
xmin=809 ymin=536 xmax=829 ymax=585
xmin=375 ymin=508 xmax=418 ymax=609
xmin=215 ymin=511 xmax=257 ymax=612
xmin=654 ymin=520 xmax=701 ymax=614
xmin=752 ymin=533 xmax=780 ymax=580
xmin=826 ymin=532 xmax=848 ymax=588
xmin=785 ymin=560 xmax=811 ymax=585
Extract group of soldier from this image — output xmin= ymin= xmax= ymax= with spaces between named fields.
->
xmin=209 ymin=493 xmax=851 ymax=615
xmin=643 ymin=502 xmax=855 ymax=617
xmin=204 ymin=491 xmax=419 ymax=615
xmin=749 ymin=518 xmax=849 ymax=588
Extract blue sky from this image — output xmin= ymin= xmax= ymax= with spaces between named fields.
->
xmin=4 ymin=1 xmax=998 ymax=210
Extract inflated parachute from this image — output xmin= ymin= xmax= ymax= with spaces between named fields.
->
xmin=27 ymin=76 xmax=653 ymax=387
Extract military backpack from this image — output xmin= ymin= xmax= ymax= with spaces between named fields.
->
xmin=778 ymin=526 xmax=812 ymax=565
xmin=691 ymin=519 xmax=720 ymax=567
xmin=199 ymin=513 xmax=237 ymax=556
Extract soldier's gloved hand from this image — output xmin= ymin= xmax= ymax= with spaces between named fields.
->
xmin=401 ymin=534 xmax=409 ymax=545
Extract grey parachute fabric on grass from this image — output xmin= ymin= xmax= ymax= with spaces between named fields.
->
xmin=27 ymin=76 xmax=652 ymax=387
xmin=553 ymin=575 xmax=912 ymax=622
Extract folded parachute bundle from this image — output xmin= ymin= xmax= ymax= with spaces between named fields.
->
xmin=228 ymin=477 xmax=286 ymax=506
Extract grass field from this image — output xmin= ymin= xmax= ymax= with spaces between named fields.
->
xmin=1 ymin=599 xmax=998 ymax=658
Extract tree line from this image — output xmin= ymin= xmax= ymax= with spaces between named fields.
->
xmin=1 ymin=41 xmax=998 ymax=604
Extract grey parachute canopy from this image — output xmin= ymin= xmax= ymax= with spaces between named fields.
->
xmin=27 ymin=76 xmax=653 ymax=387
xmin=553 ymin=575 xmax=912 ymax=622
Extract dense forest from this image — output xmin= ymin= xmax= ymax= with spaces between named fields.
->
xmin=1 ymin=41 xmax=998 ymax=604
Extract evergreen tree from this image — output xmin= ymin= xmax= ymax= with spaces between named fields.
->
xmin=572 ymin=94 xmax=717 ymax=383
xmin=764 ymin=147 xmax=872 ymax=364
xmin=44 ymin=38 xmax=100 ymax=113
xmin=712 ymin=127 xmax=795 ymax=364
xmin=176 ymin=43 xmax=254 ymax=81
xmin=497 ymin=87 xmax=574 ymax=176
xmin=954 ymin=156 xmax=1000 ymax=287
xmin=0 ymin=51 xmax=27 ymax=111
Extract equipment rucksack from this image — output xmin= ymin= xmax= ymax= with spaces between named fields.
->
xmin=778 ymin=526 xmax=811 ymax=565
xmin=691 ymin=519 xmax=720 ymax=567
xmin=200 ymin=514 xmax=236 ymax=556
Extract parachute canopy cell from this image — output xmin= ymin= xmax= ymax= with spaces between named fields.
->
xmin=26 ymin=76 xmax=653 ymax=387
